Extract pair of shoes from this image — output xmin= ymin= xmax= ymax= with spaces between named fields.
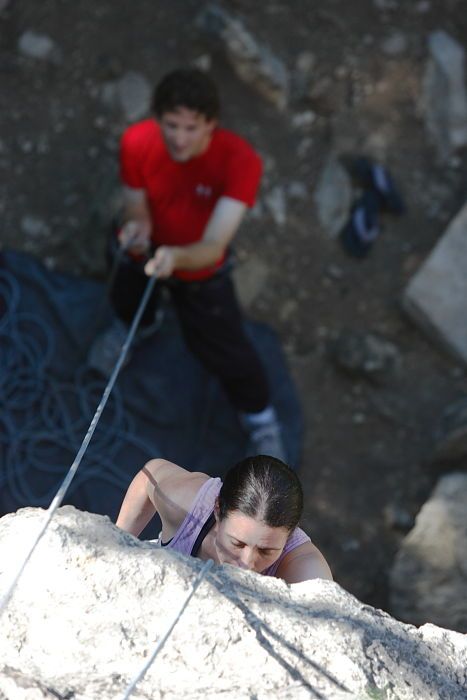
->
xmin=340 ymin=189 xmax=381 ymax=258
xmin=242 ymin=412 xmax=287 ymax=462
xmin=350 ymin=157 xmax=406 ymax=215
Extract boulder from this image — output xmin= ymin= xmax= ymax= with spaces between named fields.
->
xmin=1 ymin=506 xmax=467 ymax=699
xmin=313 ymin=155 xmax=352 ymax=238
xmin=403 ymin=200 xmax=467 ymax=366
xmin=422 ymin=30 xmax=467 ymax=160
xmin=390 ymin=473 xmax=467 ymax=633
xmin=196 ymin=4 xmax=289 ymax=110
xmin=328 ymin=329 xmax=401 ymax=383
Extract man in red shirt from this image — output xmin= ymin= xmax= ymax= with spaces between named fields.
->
xmin=89 ymin=68 xmax=285 ymax=460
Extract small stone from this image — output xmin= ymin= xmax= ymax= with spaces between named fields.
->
xmin=297 ymin=137 xmax=313 ymax=158
xmin=291 ymin=111 xmax=316 ymax=129
xmin=21 ymin=216 xmax=50 ymax=238
xmin=44 ymin=257 xmax=57 ymax=270
xmin=329 ymin=330 xmax=401 ymax=382
xmin=287 ymin=181 xmax=308 ymax=200
xmin=192 ymin=54 xmax=212 ymax=72
xmin=18 ymin=30 xmax=60 ymax=63
xmin=20 ymin=140 xmax=33 ymax=154
xmin=416 ymin=0 xmax=431 ymax=12
xmin=373 ymin=0 xmax=398 ymax=9
xmin=279 ymin=299 xmax=298 ymax=322
xmin=295 ymin=51 xmax=315 ymax=74
xmin=325 ymin=264 xmax=343 ymax=280
xmin=313 ymin=155 xmax=353 ymax=238
xmin=264 ymin=186 xmax=287 ymax=226
xmin=352 ymin=413 xmax=366 ymax=424
xmin=341 ymin=538 xmax=360 ymax=552
xmin=37 ymin=135 xmax=50 ymax=154
xmin=117 ymin=71 xmax=151 ymax=122
xmin=94 ymin=116 xmax=106 ymax=129
xmin=233 ymin=256 xmax=269 ymax=308
xmin=384 ymin=504 xmax=414 ymax=532
xmin=316 ymin=326 xmax=329 ymax=339
xmin=382 ymin=32 xmax=408 ymax=56
xmin=335 ymin=65 xmax=348 ymax=79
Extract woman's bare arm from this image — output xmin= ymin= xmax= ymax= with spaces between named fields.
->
xmin=115 ymin=458 xmax=208 ymax=538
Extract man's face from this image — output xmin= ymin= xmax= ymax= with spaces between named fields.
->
xmin=158 ymin=107 xmax=217 ymax=162
xmin=213 ymin=509 xmax=289 ymax=574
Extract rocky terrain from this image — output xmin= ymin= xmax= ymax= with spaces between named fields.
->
xmin=1 ymin=0 xmax=467 ymax=612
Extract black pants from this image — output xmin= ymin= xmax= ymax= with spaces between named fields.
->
xmin=109 ymin=247 xmax=270 ymax=414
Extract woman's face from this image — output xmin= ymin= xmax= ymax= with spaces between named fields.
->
xmin=213 ymin=510 xmax=289 ymax=573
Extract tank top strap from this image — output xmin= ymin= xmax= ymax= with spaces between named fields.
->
xmin=166 ymin=477 xmax=222 ymax=557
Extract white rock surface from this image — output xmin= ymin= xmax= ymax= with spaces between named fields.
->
xmin=403 ymin=200 xmax=467 ymax=366
xmin=390 ymin=473 xmax=467 ymax=633
xmin=1 ymin=506 xmax=467 ymax=699
xmin=423 ymin=30 xmax=467 ymax=159
xmin=313 ymin=155 xmax=352 ymax=237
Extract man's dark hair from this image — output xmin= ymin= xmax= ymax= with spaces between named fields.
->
xmin=218 ymin=455 xmax=303 ymax=532
xmin=152 ymin=68 xmax=220 ymax=120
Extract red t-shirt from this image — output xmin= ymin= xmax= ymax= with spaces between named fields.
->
xmin=120 ymin=119 xmax=262 ymax=280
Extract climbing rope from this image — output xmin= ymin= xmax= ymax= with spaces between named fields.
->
xmin=0 ymin=267 xmax=158 ymax=618
xmin=120 ymin=558 xmax=214 ymax=700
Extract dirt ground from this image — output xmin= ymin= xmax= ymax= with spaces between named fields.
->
xmin=2 ymin=0 xmax=467 ymax=611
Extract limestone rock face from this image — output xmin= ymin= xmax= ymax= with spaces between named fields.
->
xmin=1 ymin=507 xmax=467 ymax=699
xmin=390 ymin=472 xmax=467 ymax=634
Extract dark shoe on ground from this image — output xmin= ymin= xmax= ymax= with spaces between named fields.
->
xmin=340 ymin=189 xmax=381 ymax=258
xmin=350 ymin=156 xmax=406 ymax=215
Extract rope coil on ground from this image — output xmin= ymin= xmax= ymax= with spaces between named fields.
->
xmin=0 ymin=269 xmax=158 ymax=618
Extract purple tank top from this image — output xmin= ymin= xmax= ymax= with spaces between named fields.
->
xmin=163 ymin=477 xmax=311 ymax=577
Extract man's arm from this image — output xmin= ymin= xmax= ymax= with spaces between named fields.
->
xmin=118 ymin=187 xmax=152 ymax=254
xmin=144 ymin=196 xmax=247 ymax=278
xmin=276 ymin=542 xmax=333 ymax=585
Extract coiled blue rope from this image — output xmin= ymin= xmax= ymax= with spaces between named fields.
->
xmin=0 ymin=269 xmax=158 ymax=506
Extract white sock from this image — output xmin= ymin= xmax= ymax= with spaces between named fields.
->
xmin=241 ymin=405 xmax=277 ymax=428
